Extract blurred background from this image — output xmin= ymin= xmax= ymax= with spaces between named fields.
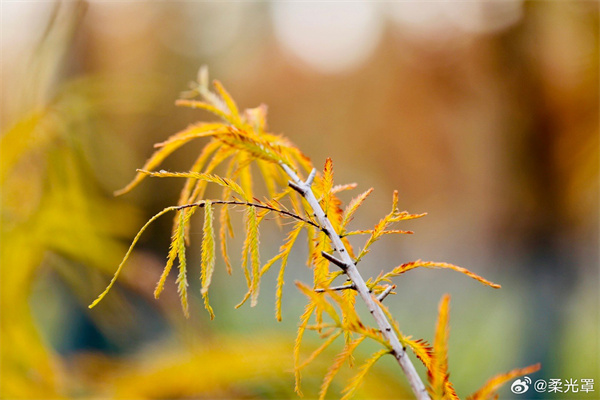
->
xmin=1 ymin=1 xmax=598 ymax=399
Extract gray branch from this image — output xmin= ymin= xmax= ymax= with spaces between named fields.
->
xmin=377 ymin=284 xmax=396 ymax=302
xmin=314 ymin=283 xmax=356 ymax=293
xmin=281 ymin=163 xmax=431 ymax=400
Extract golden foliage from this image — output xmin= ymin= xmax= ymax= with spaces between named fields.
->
xmin=341 ymin=348 xmax=389 ymax=400
xmin=354 ymin=191 xmax=426 ymax=264
xmin=273 ymin=222 xmax=305 ymax=321
xmin=428 ymin=295 xmax=458 ymax=400
xmin=88 ymin=69 xmax=535 ymax=400
xmin=375 ymin=260 xmax=501 ymax=289
xmin=319 ymin=336 xmax=366 ymax=400
xmin=89 ymin=205 xmax=179 ymax=310
xmin=176 ymin=211 xmax=190 ymax=317
xmin=200 ymin=201 xmax=216 ymax=319
xmin=340 ymin=188 xmax=373 ymax=233
xmin=466 ymin=363 xmax=541 ymax=400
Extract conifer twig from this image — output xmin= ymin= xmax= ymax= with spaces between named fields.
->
xmin=281 ymin=164 xmax=431 ymax=400
xmin=314 ymin=283 xmax=356 ymax=293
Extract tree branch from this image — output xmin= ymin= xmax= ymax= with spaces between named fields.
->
xmin=173 ymin=199 xmax=319 ymax=229
xmin=280 ymin=163 xmax=431 ymax=400
xmin=377 ymin=284 xmax=396 ymax=302
xmin=321 ymin=251 xmax=350 ymax=271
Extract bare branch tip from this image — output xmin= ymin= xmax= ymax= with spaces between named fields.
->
xmin=305 ymin=168 xmax=317 ymax=186
xmin=376 ymin=285 xmax=395 ymax=302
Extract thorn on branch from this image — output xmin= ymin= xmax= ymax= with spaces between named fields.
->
xmin=314 ymin=283 xmax=356 ymax=293
xmin=288 ymin=181 xmax=306 ymax=196
xmin=321 ymin=251 xmax=350 ymax=271
xmin=377 ymin=285 xmax=396 ymax=303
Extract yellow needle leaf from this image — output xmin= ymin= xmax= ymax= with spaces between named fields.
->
xmin=428 ymin=294 xmax=458 ymax=400
xmin=200 ymin=201 xmax=216 ymax=319
xmin=297 ymin=330 xmax=342 ymax=371
xmin=466 ymin=363 xmax=541 ymax=400
xmin=89 ymin=206 xmax=179 ymax=309
xmin=213 ymin=79 xmax=241 ymax=124
xmin=139 ymin=169 xmax=250 ymax=202
xmin=175 ymin=212 xmax=190 ymax=318
xmin=295 ymin=302 xmax=317 ymax=397
xmin=296 ymin=281 xmax=341 ymax=326
xmin=275 ymin=222 xmax=304 ymax=321
xmin=114 ymin=125 xmax=222 ymax=196
xmin=319 ymin=336 xmax=366 ymax=400
xmin=341 ymin=348 xmax=389 ymax=400
xmin=248 ymin=206 xmax=261 ymax=307
xmin=379 ymin=260 xmax=501 ymax=289
xmin=175 ymin=99 xmax=236 ymax=125
xmin=341 ymin=188 xmax=373 ymax=231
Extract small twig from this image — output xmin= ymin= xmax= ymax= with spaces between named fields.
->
xmin=321 ymin=251 xmax=350 ymax=271
xmin=315 ymin=283 xmax=356 ymax=293
xmin=377 ymin=285 xmax=396 ymax=302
